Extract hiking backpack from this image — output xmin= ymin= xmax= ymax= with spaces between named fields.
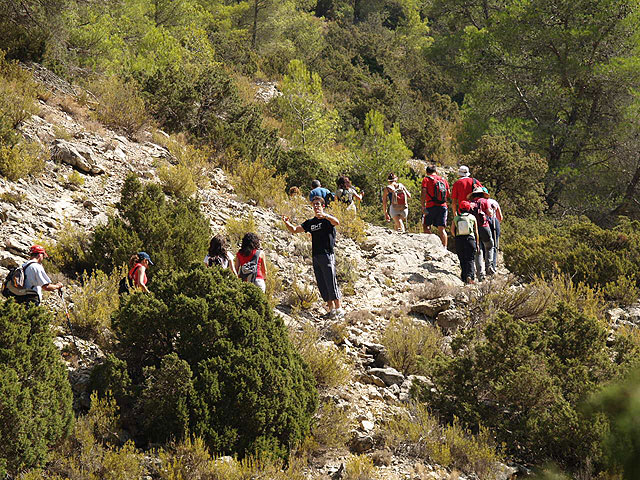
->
xmin=456 ymin=214 xmax=472 ymax=236
xmin=238 ymin=250 xmax=261 ymax=283
xmin=337 ymin=188 xmax=353 ymax=204
xmin=392 ymin=185 xmax=407 ymax=206
xmin=208 ymin=255 xmax=227 ymax=268
xmin=118 ymin=264 xmax=140 ymax=295
xmin=470 ymin=201 xmax=487 ymax=227
xmin=118 ymin=276 xmax=134 ymax=295
xmin=2 ymin=261 xmax=37 ymax=298
xmin=428 ymin=176 xmax=447 ymax=204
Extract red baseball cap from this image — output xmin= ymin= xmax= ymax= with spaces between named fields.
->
xmin=459 ymin=200 xmax=472 ymax=212
xmin=30 ymin=245 xmax=49 ymax=257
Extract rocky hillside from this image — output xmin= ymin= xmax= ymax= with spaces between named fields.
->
xmin=1 ymin=71 xmax=529 ymax=480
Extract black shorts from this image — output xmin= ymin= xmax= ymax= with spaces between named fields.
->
xmin=423 ymin=206 xmax=448 ymax=228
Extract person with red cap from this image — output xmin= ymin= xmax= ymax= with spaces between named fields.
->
xmin=18 ymin=245 xmax=64 ymax=306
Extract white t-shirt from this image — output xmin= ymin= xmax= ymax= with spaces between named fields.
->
xmin=22 ymin=261 xmax=51 ymax=302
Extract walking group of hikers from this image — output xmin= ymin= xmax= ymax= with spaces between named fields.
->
xmin=380 ymin=165 xmax=502 ymax=284
xmin=3 ymin=167 xmax=500 ymax=316
xmin=422 ymin=165 xmax=503 ymax=284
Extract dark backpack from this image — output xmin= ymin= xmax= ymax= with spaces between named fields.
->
xmin=428 ymin=176 xmax=447 ymax=204
xmin=470 ymin=201 xmax=487 ymax=227
xmin=325 ymin=191 xmax=335 ymax=205
xmin=2 ymin=261 xmax=37 ymax=298
xmin=208 ymin=255 xmax=227 ymax=268
xmin=238 ymin=249 xmax=261 ymax=283
xmin=118 ymin=265 xmax=139 ymax=295
xmin=337 ymin=188 xmax=353 ymax=204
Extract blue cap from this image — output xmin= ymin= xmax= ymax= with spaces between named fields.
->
xmin=138 ymin=252 xmax=153 ymax=265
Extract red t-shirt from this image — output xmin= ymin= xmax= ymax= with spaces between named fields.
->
xmin=421 ymin=175 xmax=450 ymax=209
xmin=128 ymin=263 xmax=147 ymax=287
xmin=236 ymin=249 xmax=265 ymax=280
xmin=451 ymin=177 xmax=483 ymax=204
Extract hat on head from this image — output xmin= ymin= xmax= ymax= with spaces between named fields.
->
xmin=138 ymin=251 xmax=154 ymax=265
xmin=387 ymin=172 xmax=397 ymax=181
xmin=458 ymin=165 xmax=470 ymax=177
xmin=30 ymin=245 xmax=48 ymax=257
xmin=467 ymin=186 xmax=489 ymax=200
xmin=459 ymin=200 xmax=472 ymax=212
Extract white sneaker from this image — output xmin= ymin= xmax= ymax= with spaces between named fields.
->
xmin=332 ymin=308 xmax=345 ymax=318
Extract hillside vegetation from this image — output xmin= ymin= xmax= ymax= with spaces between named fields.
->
xmin=3 ymin=1 xmax=640 ymax=479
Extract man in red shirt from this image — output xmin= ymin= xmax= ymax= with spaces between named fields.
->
xmin=451 ymin=165 xmax=483 ymax=214
xmin=421 ymin=165 xmax=450 ymax=247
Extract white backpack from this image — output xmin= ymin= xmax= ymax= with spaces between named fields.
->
xmin=456 ymin=214 xmax=472 ymax=236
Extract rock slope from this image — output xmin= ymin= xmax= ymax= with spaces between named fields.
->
xmin=2 ymin=75 xmax=519 ymax=480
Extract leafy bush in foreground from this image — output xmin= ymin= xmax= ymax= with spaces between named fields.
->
xmin=503 ymin=217 xmax=640 ymax=303
xmin=102 ymin=265 xmax=316 ymax=458
xmin=0 ymin=301 xmax=73 ymax=476
xmin=416 ymin=302 xmax=621 ymax=472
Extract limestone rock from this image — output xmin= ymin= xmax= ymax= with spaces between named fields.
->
xmin=410 ymin=297 xmax=453 ymax=317
xmin=436 ymin=309 xmax=466 ymax=331
xmin=368 ymin=367 xmax=405 ymax=386
xmin=52 ymin=140 xmax=104 ymax=174
xmin=349 ymin=432 xmax=375 ymax=453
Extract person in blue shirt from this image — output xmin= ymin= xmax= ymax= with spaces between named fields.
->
xmin=308 ymin=180 xmax=335 ymax=205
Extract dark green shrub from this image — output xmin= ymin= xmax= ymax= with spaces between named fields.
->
xmin=89 ymin=175 xmax=210 ymax=274
xmin=0 ymin=300 xmax=73 ymax=476
xmin=590 ymin=369 xmax=640 ymax=479
xmin=140 ymin=353 xmax=195 ymax=444
xmin=416 ymin=302 xmax=620 ymax=472
xmin=503 ymin=218 xmax=640 ymax=303
xmin=109 ymin=265 xmax=317 ymax=457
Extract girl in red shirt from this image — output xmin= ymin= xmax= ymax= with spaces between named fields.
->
xmin=234 ymin=233 xmax=267 ymax=292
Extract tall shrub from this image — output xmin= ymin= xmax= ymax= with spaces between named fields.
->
xmin=89 ymin=174 xmax=210 ymax=274
xmin=107 ymin=265 xmax=317 ymax=457
xmin=0 ymin=301 xmax=73 ymax=476
xmin=417 ymin=303 xmax=619 ymax=472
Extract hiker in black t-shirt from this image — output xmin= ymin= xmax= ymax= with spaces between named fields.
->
xmin=282 ymin=195 xmax=343 ymax=318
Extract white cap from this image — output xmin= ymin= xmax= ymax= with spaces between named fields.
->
xmin=458 ymin=165 xmax=470 ymax=177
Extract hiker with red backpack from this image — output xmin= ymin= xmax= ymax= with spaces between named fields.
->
xmin=468 ymin=187 xmax=495 ymax=279
xmin=451 ymin=201 xmax=479 ymax=284
xmin=234 ymin=233 xmax=267 ymax=293
xmin=383 ymin=172 xmax=411 ymax=233
xmin=282 ymin=195 xmax=343 ymax=318
xmin=204 ymin=235 xmax=237 ymax=275
xmin=128 ymin=252 xmax=153 ymax=293
xmin=2 ymin=245 xmax=64 ymax=306
xmin=421 ymin=165 xmax=450 ymax=246
xmin=451 ymin=165 xmax=483 ymax=215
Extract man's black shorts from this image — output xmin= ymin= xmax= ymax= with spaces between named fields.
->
xmin=423 ymin=206 xmax=448 ymax=228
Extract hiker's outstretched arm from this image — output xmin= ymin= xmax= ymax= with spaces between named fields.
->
xmin=282 ymin=215 xmax=304 ymax=234
xmin=42 ymin=282 xmax=63 ymax=292
xmin=260 ymin=251 xmax=268 ymax=276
